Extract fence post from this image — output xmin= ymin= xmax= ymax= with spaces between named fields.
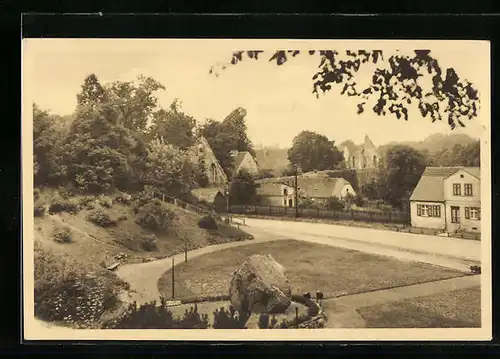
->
xmin=351 ymin=209 xmax=354 ymax=220
xmin=269 ymin=206 xmax=272 ymax=215
xmin=255 ymin=205 xmax=257 ymax=214
xmin=171 ymin=258 xmax=175 ymax=299
xmin=317 ymin=208 xmax=320 ymax=217
xmin=389 ymin=212 xmax=392 ymax=222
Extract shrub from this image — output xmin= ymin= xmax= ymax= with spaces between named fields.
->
xmin=52 ymin=226 xmax=72 ymax=243
xmin=86 ymin=209 xmax=117 ymax=227
xmin=34 ymin=188 xmax=40 ymax=201
xmin=198 ymin=215 xmax=218 ymax=230
xmin=117 ymin=214 xmax=128 ymax=221
xmin=49 ymin=198 xmax=79 ymax=214
xmin=103 ymin=299 xmax=209 ymax=329
xmin=135 ymin=200 xmax=175 ymax=231
xmin=136 ymin=232 xmax=157 ymax=251
xmin=353 ymin=195 xmax=365 ymax=207
xmin=212 ymin=306 xmax=246 ymax=329
xmin=258 ymin=313 xmax=270 ymax=329
xmin=326 ymin=196 xmax=344 ymax=211
xmin=78 ymin=196 xmax=96 ymax=209
xmin=98 ymin=195 xmax=113 ymax=208
xmin=35 ymin=275 xmax=119 ymax=327
xmin=114 ymin=192 xmax=132 ymax=205
xmin=34 ymin=204 xmax=46 ymax=217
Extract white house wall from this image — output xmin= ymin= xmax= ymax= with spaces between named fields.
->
xmin=410 ymin=201 xmax=446 ymax=230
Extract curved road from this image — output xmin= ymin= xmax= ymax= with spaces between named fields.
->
xmin=115 ymin=217 xmax=482 ymax=305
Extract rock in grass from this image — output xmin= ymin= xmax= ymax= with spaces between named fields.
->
xmin=229 ymin=254 xmax=292 ymax=316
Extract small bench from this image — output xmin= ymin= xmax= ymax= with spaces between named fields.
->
xmin=106 ymin=262 xmax=121 ymax=271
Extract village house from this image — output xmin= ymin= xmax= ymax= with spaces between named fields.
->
xmin=340 ymin=134 xmax=380 ymax=170
xmin=231 ymin=150 xmax=259 ymax=176
xmin=255 ymin=174 xmax=356 ymax=208
xmin=409 ymin=167 xmax=481 ymax=233
xmin=189 ymin=136 xmax=228 ymax=188
xmin=255 ymin=179 xmax=296 ymax=207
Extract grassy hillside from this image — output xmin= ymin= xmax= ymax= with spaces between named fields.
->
xmin=33 ymin=187 xmax=250 ymax=328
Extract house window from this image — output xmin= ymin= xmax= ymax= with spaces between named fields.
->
xmin=465 ymin=207 xmax=481 ymax=220
xmin=416 ymin=204 xmax=441 ymax=217
xmin=210 ymin=163 xmax=217 ymax=183
xmin=464 ymin=184 xmax=473 ymax=196
xmin=453 ymin=183 xmax=461 ymax=196
xmin=352 ymin=156 xmax=356 ymax=168
xmin=451 ymin=206 xmax=460 ymax=223
xmin=283 ymin=188 xmax=288 ymax=196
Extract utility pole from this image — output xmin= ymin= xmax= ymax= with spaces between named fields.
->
xmin=184 ymin=241 xmax=188 ymax=263
xmin=294 ymin=164 xmax=298 ymax=218
xmin=225 ymin=182 xmax=230 ymax=214
xmin=171 ymin=258 xmax=175 ymax=299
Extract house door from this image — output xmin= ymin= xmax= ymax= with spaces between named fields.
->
xmin=449 ymin=206 xmax=461 ymax=231
xmin=288 ymin=199 xmax=293 ymax=208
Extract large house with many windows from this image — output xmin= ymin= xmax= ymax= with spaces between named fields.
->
xmin=409 ymin=167 xmax=481 ymax=233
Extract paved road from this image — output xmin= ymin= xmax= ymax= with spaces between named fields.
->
xmin=237 ymin=217 xmax=481 ymax=262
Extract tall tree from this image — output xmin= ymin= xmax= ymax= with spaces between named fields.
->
xmin=287 ymin=131 xmax=343 ymax=173
xmin=143 ymin=138 xmax=197 ymax=198
xmin=212 ymin=50 xmax=480 ymax=131
xmin=62 ymin=102 xmax=145 ymax=193
xmin=230 ymin=170 xmax=257 ymax=205
xmin=33 ymin=104 xmax=67 ymax=186
xmin=76 ymin=74 xmax=108 ymax=112
xmin=379 ymin=145 xmax=428 ymax=207
xmin=104 ymin=75 xmax=165 ymax=134
xmin=149 ymin=99 xmax=197 ymax=149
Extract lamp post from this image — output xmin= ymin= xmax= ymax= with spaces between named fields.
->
xmin=293 ymin=164 xmax=299 ymax=218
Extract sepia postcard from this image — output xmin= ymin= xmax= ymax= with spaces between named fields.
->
xmin=22 ymin=38 xmax=491 ymax=341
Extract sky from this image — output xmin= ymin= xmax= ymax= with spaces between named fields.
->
xmin=23 ymin=39 xmax=489 ymax=148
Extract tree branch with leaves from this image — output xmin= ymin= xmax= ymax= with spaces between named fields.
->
xmin=210 ymin=49 xmax=480 ymax=130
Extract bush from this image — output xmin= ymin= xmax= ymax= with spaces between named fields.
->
xmin=353 ymin=195 xmax=365 ymax=207
xmin=136 ymin=232 xmax=157 ymax=251
xmin=34 ymin=188 xmax=40 ymax=201
xmin=212 ymin=306 xmax=246 ymax=329
xmin=86 ymin=209 xmax=117 ymax=227
xmin=103 ymin=299 xmax=209 ymax=329
xmin=52 ymin=226 xmax=72 ymax=243
xmin=98 ymin=195 xmax=113 ymax=208
xmin=198 ymin=215 xmax=218 ymax=230
xmin=78 ymin=196 xmax=96 ymax=210
xmin=34 ymin=204 xmax=46 ymax=217
xmin=35 ymin=275 xmax=119 ymax=327
xmin=114 ymin=192 xmax=132 ymax=205
xmin=117 ymin=214 xmax=128 ymax=221
xmin=135 ymin=200 xmax=175 ymax=231
xmin=326 ymin=196 xmax=345 ymax=211
xmin=49 ymin=198 xmax=80 ymax=214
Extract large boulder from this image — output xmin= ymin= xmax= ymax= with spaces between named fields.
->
xmin=229 ymin=254 xmax=292 ymax=315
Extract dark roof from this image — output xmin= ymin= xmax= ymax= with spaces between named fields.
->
xmin=410 ymin=166 xmax=481 ymax=202
xmin=191 ymin=187 xmax=225 ymax=203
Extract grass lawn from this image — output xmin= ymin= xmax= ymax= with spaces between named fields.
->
xmin=158 ymin=239 xmax=465 ymax=301
xmin=357 ymin=286 xmax=481 ymax=328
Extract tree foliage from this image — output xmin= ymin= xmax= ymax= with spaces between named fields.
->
xmin=287 ymin=131 xmax=343 ymax=173
xmin=431 ymin=140 xmax=480 ymax=167
xmin=149 ymin=99 xmax=197 ymax=149
xmin=378 ymin=145 xmax=428 ymax=207
xmin=143 ymin=139 xmax=197 ymax=197
xmin=212 ymin=49 xmax=480 ymax=130
xmin=230 ymin=170 xmax=257 ymax=205
xmin=198 ymin=107 xmax=255 ymax=176
xmin=33 ymin=104 xmax=67 ymax=186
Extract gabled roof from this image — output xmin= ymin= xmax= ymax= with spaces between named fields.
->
xmin=410 ymin=166 xmax=481 ymax=202
xmin=191 ymin=187 xmax=225 ymax=204
xmin=233 ymin=151 xmax=250 ymax=172
xmin=256 ymin=175 xmax=353 ymax=198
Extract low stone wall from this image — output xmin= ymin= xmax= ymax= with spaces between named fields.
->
xmin=297 ymin=302 xmax=327 ymax=328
